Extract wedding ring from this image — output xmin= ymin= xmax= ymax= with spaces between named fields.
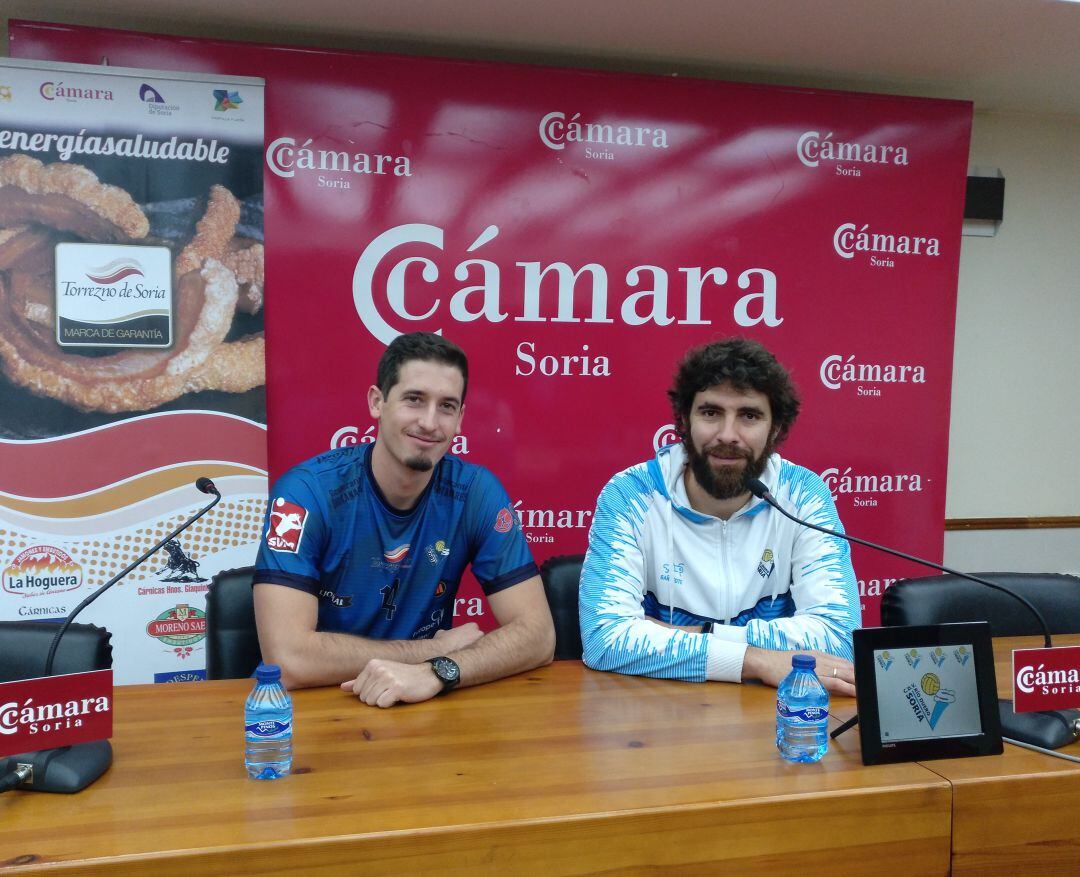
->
xmin=832 ymin=667 xmax=838 ymax=677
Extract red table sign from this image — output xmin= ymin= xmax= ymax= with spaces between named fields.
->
xmin=0 ymin=670 xmax=113 ymax=757
xmin=1013 ymin=647 xmax=1080 ymax=712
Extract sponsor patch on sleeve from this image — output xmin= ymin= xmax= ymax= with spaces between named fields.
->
xmin=494 ymin=507 xmax=514 ymax=533
xmin=266 ymin=497 xmax=308 ymax=553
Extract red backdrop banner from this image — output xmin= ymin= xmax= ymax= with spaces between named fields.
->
xmin=11 ymin=21 xmax=973 ymax=626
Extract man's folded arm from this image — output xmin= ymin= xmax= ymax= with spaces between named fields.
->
xmin=253 ymin=582 xmax=477 ymax=689
xmin=445 ymin=573 xmax=555 ymax=688
xmin=578 ymin=473 xmax=722 ymax=682
xmin=742 ymin=502 xmax=861 ymax=662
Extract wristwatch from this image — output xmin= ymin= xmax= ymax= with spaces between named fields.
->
xmin=427 ymin=656 xmax=461 ymax=694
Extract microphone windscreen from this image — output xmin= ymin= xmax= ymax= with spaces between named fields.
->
xmin=195 ymin=477 xmax=219 ymax=495
xmin=744 ymin=477 xmax=769 ymax=499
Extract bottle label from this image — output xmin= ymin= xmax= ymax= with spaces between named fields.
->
xmin=245 ymin=719 xmax=291 ymax=738
xmin=777 ymin=701 xmax=828 ymax=723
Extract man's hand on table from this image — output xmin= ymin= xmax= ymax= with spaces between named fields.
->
xmin=743 ymin=646 xmax=856 ymax=697
xmin=341 ymin=659 xmax=443 ymax=707
xmin=339 ymin=622 xmax=484 ymax=707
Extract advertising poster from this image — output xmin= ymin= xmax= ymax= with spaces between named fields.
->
xmin=0 ymin=57 xmax=266 ymax=683
xmin=11 ymin=23 xmax=972 ymax=628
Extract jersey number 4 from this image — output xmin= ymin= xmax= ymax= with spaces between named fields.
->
xmin=380 ymin=578 xmax=400 ymax=621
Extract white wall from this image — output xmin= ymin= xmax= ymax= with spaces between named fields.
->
xmin=948 ymin=111 xmax=1080 ymax=518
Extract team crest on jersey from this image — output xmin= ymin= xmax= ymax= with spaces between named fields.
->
xmin=425 ymin=540 xmax=451 ymax=564
xmin=494 ymin=507 xmax=514 ymax=533
xmin=757 ymin=548 xmax=775 ymax=579
xmin=434 ymin=580 xmax=447 ymax=596
xmin=383 ymin=544 xmax=410 ymax=563
xmin=267 ymin=498 xmax=307 ymax=553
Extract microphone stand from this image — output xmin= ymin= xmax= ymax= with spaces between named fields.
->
xmin=2 ymin=480 xmax=220 ymax=793
xmin=743 ymin=478 xmax=1079 ymax=749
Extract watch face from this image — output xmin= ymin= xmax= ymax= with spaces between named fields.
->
xmin=432 ymin=657 xmax=460 ymax=685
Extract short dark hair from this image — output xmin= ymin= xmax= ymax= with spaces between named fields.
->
xmin=667 ymin=337 xmax=800 ymax=443
xmin=376 ymin=332 xmax=469 ymax=402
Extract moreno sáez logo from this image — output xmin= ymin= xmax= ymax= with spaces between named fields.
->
xmin=797 ymin=130 xmax=910 ymax=173
xmin=819 ymin=354 xmax=926 ymax=396
xmin=352 ymin=223 xmax=784 ymax=346
xmin=538 ymin=111 xmax=670 ymax=154
xmin=833 ymin=222 xmax=941 ymax=266
xmin=266 ymin=136 xmax=412 ymax=181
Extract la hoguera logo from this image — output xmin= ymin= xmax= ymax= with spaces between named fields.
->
xmin=2 ymin=545 xmax=82 ymax=598
xmin=146 ymin=604 xmax=207 ymax=646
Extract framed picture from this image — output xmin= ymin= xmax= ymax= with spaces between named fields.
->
xmin=854 ymin=622 xmax=1003 ymax=765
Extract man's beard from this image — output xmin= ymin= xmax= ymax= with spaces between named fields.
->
xmin=686 ymin=438 xmax=773 ymax=501
xmin=405 ymin=455 xmax=435 ymax=472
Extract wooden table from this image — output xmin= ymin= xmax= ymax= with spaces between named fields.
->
xmin=919 ymin=634 xmax=1080 ymax=876
xmin=0 ymin=663 xmax=952 ymax=876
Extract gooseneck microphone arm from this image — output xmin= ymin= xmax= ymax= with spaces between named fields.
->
xmin=44 ymin=478 xmax=222 ymax=676
xmin=743 ymin=478 xmax=1052 ymax=649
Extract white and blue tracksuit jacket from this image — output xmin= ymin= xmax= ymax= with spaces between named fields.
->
xmin=579 ymin=444 xmax=860 ymax=682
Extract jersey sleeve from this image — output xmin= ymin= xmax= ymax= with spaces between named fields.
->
xmin=743 ymin=469 xmax=861 ymax=661
xmin=464 ymin=468 xmax=538 ymax=596
xmin=253 ymin=466 xmax=328 ymax=595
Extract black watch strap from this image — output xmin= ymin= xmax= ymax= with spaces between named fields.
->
xmin=427 ymin=656 xmax=461 ymax=694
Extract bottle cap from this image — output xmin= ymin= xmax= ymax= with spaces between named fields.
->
xmin=791 ymin=654 xmax=816 ymax=670
xmin=255 ymin=663 xmax=282 ymax=683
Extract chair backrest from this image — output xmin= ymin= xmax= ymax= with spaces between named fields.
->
xmin=880 ymin=572 xmax=1080 ymax=636
xmin=0 ymin=621 xmax=112 ymax=683
xmin=205 ymin=566 xmax=261 ymax=679
xmin=539 ymin=554 xmax=585 ymax=660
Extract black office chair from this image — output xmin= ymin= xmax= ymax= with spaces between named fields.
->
xmin=880 ymin=572 xmax=1080 ymax=635
xmin=0 ymin=621 xmax=112 ymax=683
xmin=539 ymin=554 xmax=585 ymax=661
xmin=205 ymin=566 xmax=262 ymax=679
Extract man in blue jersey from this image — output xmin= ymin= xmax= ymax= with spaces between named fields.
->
xmin=579 ymin=338 xmax=859 ymax=696
xmin=254 ymin=332 xmax=554 ymax=706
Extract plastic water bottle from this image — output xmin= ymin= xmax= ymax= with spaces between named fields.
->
xmin=245 ymin=663 xmax=292 ymax=779
xmin=776 ymin=654 xmax=829 ymax=763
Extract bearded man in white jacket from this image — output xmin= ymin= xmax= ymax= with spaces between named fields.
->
xmin=579 ymin=338 xmax=859 ymax=696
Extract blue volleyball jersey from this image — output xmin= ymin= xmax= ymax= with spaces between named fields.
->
xmin=254 ymin=444 xmax=537 ymax=640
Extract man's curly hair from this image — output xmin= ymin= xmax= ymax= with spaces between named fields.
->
xmin=667 ymin=338 xmax=801 ymax=444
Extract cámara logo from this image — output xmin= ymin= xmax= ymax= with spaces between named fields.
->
xmin=821 ymin=466 xmax=924 ymax=507
xmin=266 ymin=136 xmax=411 ymax=181
xmin=538 ymin=111 xmax=670 ymax=152
xmin=2 ymin=545 xmax=82 ymax=598
xmin=819 ymin=354 xmax=926 ymax=396
xmin=833 ymin=222 xmax=941 ymax=264
xmin=653 ymin=424 xmax=680 ymax=452
xmin=796 ymin=130 xmax=910 ymax=171
xmin=352 ymin=223 xmax=783 ymax=345
xmin=40 ymin=81 xmax=114 ymax=102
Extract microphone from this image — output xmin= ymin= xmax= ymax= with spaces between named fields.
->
xmin=2 ymin=478 xmax=222 ymax=794
xmin=744 ymin=476 xmax=1080 ymax=749
xmin=196 ymin=476 xmax=219 ymax=496
xmin=744 ymin=478 xmax=1052 ymax=645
